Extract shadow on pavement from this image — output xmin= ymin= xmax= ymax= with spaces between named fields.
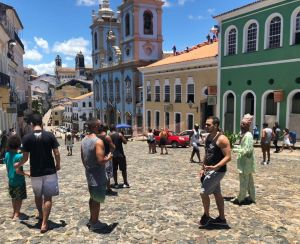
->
xmin=199 ymin=223 xmax=231 ymax=230
xmin=223 ymin=196 xmax=235 ymax=201
xmin=90 ymin=222 xmax=118 ymax=234
xmin=20 ymin=219 xmax=67 ymax=231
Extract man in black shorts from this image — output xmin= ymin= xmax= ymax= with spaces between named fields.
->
xmin=110 ymin=125 xmax=130 ymax=188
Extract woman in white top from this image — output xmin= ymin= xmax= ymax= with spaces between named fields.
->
xmin=280 ymin=128 xmax=293 ymax=152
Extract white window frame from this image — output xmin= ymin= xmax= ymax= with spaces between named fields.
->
xmin=222 ymin=90 xmax=237 ymax=133
xmin=240 ymin=90 xmax=256 ymax=125
xmin=155 ymin=80 xmax=160 ymax=102
xmin=174 ymin=78 xmax=182 ymax=103
xmin=174 ymin=112 xmax=182 ymax=133
xmin=224 ymin=25 xmax=238 ymax=56
xmin=264 ymin=13 xmax=283 ymax=49
xmin=186 ymin=113 xmax=194 ymax=130
xmin=146 ymin=110 xmax=151 ymax=128
xmin=186 ymin=77 xmax=195 ymax=103
xmin=146 ymin=81 xmax=151 ymax=101
xmin=290 ymin=6 xmax=300 ymax=45
xmin=155 ymin=110 xmax=160 ymax=129
xmin=164 ymin=79 xmax=170 ymax=102
xmin=243 ymin=19 xmax=259 ymax=53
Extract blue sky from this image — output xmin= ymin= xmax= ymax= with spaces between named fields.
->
xmin=3 ymin=0 xmax=253 ymax=74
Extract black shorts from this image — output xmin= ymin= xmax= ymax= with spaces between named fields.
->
xmin=9 ymin=184 xmax=27 ymax=200
xmin=113 ymin=156 xmax=127 ymax=172
xmin=160 ymin=138 xmax=167 ymax=146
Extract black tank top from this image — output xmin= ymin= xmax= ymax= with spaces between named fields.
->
xmin=110 ymin=132 xmax=125 ymax=157
xmin=204 ymin=132 xmax=226 ymax=172
xmin=98 ymin=135 xmax=110 ymax=156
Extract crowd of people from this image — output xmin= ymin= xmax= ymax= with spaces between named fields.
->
xmin=0 ymin=112 xmax=297 ymax=233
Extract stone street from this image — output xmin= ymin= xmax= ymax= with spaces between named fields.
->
xmin=0 ymin=139 xmax=299 ymax=243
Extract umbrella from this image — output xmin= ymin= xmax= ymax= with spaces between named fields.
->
xmin=116 ymin=124 xmax=132 ymax=129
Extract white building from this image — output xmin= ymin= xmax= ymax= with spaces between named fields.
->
xmin=63 ymin=102 xmax=73 ymax=130
xmin=72 ymin=92 xmax=94 ymax=131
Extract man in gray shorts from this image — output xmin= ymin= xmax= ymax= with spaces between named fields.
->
xmin=199 ymin=117 xmax=231 ymax=227
xmin=15 ymin=113 xmax=60 ymax=233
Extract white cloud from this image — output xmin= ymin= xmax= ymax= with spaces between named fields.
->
xmin=24 ymin=49 xmax=43 ymax=61
xmin=85 ymin=55 xmax=93 ymax=67
xmin=65 ymin=56 xmax=74 ymax=61
xmin=188 ymin=15 xmax=205 ymax=21
xmin=52 ymin=37 xmax=90 ymax=57
xmin=207 ymin=8 xmax=216 ymax=15
xmin=163 ymin=0 xmax=171 ymax=7
xmin=26 ymin=61 xmax=55 ymax=75
xmin=76 ymin=0 xmax=98 ymax=6
xmin=34 ymin=37 xmax=49 ymax=53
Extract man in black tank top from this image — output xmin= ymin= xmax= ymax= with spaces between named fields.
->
xmin=110 ymin=125 xmax=129 ymax=188
xmin=199 ymin=117 xmax=231 ymax=227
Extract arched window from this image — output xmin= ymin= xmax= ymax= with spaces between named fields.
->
xmin=187 ymin=78 xmax=195 ymax=103
xmin=125 ymin=13 xmax=130 ymax=36
xmin=266 ymin=93 xmax=277 ymax=115
xmin=94 ymin=32 xmax=98 ymax=50
xmin=115 ymin=78 xmax=120 ymax=102
xmin=103 ymin=80 xmax=107 ymax=102
xmin=267 ymin=16 xmax=282 ymax=48
xmin=82 ymin=102 xmax=86 ymax=108
xmin=245 ymin=93 xmax=254 ymax=115
xmin=246 ymin=23 xmax=258 ymax=52
xmin=295 ymin=12 xmax=300 ymax=44
xmin=164 ymin=80 xmax=170 ymax=102
xmin=147 ymin=110 xmax=151 ymax=128
xmin=225 ymin=26 xmax=238 ymax=56
xmin=146 ymin=81 xmax=151 ymax=101
xmin=89 ymin=102 xmax=92 ymax=107
xmin=292 ymin=92 xmax=300 ymax=113
xmin=291 ymin=9 xmax=300 ymax=45
xmin=143 ymin=11 xmax=153 ymax=35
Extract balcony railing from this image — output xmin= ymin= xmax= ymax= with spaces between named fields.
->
xmin=0 ymin=72 xmax=10 ymax=87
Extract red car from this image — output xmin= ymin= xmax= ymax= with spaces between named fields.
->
xmin=153 ymin=130 xmax=190 ymax=148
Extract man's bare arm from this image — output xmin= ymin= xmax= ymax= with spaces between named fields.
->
xmin=53 ymin=148 xmax=61 ymax=171
xmin=106 ymin=135 xmax=115 ymax=152
xmin=95 ymin=139 xmax=112 ymax=165
xmin=14 ymin=152 xmax=29 ymax=168
xmin=120 ymin=133 xmax=127 ymax=144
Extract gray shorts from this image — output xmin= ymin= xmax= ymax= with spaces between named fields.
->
xmin=200 ymin=171 xmax=225 ymax=195
xmin=31 ymin=173 xmax=59 ymax=197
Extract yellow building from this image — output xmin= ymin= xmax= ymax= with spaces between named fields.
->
xmin=51 ymin=105 xmax=65 ymax=126
xmin=139 ymin=41 xmax=218 ymax=133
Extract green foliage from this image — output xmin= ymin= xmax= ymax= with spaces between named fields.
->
xmin=223 ymin=131 xmax=240 ymax=148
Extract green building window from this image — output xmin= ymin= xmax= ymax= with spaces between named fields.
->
xmin=269 ymin=17 xmax=281 ymax=49
xmin=247 ymin=23 xmax=258 ymax=52
xmin=295 ymin=12 xmax=300 ymax=44
xmin=292 ymin=93 xmax=300 ymax=114
xmin=228 ymin=28 xmax=237 ymax=55
xmin=266 ymin=93 xmax=277 ymax=115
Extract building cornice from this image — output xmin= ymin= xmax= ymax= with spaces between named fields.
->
xmin=214 ymin=0 xmax=285 ymax=22
xmin=139 ymin=57 xmax=217 ymax=75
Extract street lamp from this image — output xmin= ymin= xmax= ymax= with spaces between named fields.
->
xmin=188 ymin=100 xmax=199 ymax=113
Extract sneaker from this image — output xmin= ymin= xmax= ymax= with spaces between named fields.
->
xmin=260 ymin=161 xmax=267 ymax=165
xmin=106 ymin=189 xmax=118 ymax=196
xmin=267 ymin=160 xmax=270 ymax=164
xmin=199 ymin=214 xmax=212 ymax=227
xmin=123 ymin=183 xmax=130 ymax=188
xmin=113 ymin=183 xmax=120 ymax=189
xmin=211 ymin=216 xmax=227 ymax=226
xmin=89 ymin=221 xmax=108 ymax=231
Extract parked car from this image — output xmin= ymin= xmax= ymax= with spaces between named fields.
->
xmin=178 ymin=129 xmax=208 ymax=143
xmin=153 ymin=130 xmax=190 ymax=148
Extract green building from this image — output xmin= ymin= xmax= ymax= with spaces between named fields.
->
xmin=214 ymin=0 xmax=300 ymax=137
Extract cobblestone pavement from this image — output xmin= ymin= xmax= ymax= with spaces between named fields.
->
xmin=0 ymin=139 xmax=299 ymax=243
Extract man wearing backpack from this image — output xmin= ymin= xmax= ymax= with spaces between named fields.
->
xmin=65 ymin=129 xmax=74 ymax=156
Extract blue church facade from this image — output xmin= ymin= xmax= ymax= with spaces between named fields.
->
xmin=91 ymin=0 xmax=163 ymax=132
